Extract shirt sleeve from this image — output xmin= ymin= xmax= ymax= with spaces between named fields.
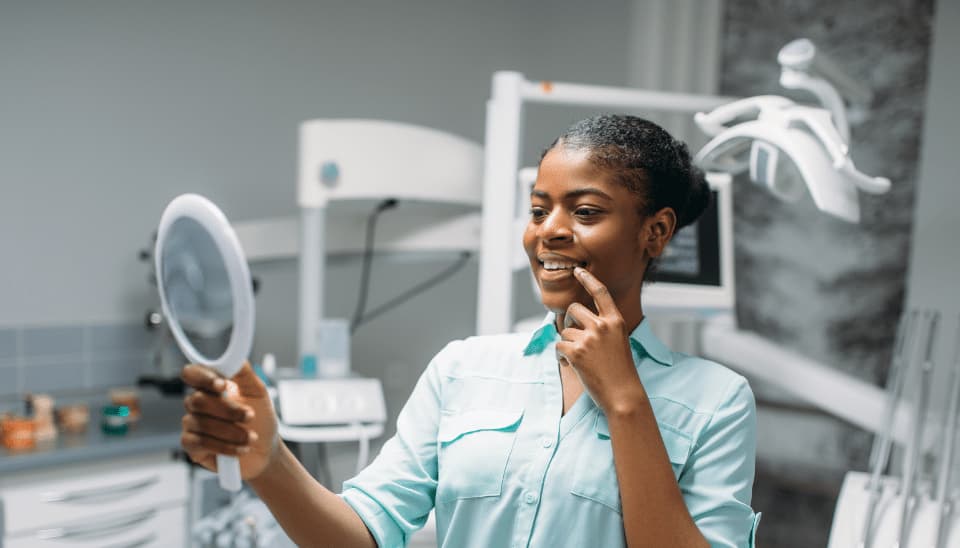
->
xmin=339 ymin=341 xmax=456 ymax=548
xmin=681 ymin=376 xmax=761 ymax=548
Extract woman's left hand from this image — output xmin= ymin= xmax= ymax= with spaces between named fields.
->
xmin=557 ymin=267 xmax=646 ymax=414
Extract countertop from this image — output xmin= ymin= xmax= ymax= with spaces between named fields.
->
xmin=0 ymin=392 xmax=185 ymax=475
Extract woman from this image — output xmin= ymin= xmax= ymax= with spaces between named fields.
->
xmin=181 ymin=115 xmax=760 ymax=548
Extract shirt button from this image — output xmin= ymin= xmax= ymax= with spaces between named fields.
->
xmin=524 ymin=492 xmax=538 ymax=504
xmin=541 ymin=437 xmax=554 ymax=448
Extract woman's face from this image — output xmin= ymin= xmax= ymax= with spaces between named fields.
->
xmin=523 ymin=147 xmax=659 ymax=319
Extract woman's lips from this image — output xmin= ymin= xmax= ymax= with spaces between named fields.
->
xmin=537 ymin=261 xmax=586 ymax=283
xmin=540 ymin=267 xmax=576 ymax=282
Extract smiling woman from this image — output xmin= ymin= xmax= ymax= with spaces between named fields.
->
xmin=178 ymin=115 xmax=759 ymax=548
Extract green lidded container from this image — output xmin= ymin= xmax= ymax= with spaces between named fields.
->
xmin=101 ymin=405 xmax=130 ymax=435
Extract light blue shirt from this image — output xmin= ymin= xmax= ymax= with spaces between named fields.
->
xmin=341 ymin=314 xmax=760 ymax=547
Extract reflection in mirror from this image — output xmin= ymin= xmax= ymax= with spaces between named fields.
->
xmin=160 ymin=216 xmax=233 ymax=363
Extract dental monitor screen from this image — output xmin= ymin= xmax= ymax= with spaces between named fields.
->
xmin=641 ymin=175 xmax=734 ymax=312
xmin=651 ymin=190 xmax=721 ymax=287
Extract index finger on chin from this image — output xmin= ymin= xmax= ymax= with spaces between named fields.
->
xmin=573 ymin=267 xmax=616 ymax=316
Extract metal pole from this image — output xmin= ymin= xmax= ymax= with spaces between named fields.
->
xmin=934 ymin=315 xmax=960 ymax=548
xmin=299 ymin=206 xmax=325 ymax=373
xmin=896 ymin=311 xmax=939 ymax=548
xmin=860 ymin=311 xmax=916 ymax=548
xmin=519 ymin=79 xmax=735 ymax=112
xmin=477 ymin=71 xmax=524 ymax=335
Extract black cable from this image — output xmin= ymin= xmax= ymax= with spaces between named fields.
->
xmin=352 ymin=251 xmax=472 ymax=332
xmin=350 ymin=199 xmax=398 ymax=332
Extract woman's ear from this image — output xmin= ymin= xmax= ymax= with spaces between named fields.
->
xmin=641 ymin=207 xmax=677 ymax=259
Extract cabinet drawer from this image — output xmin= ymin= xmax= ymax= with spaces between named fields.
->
xmin=4 ymin=505 xmax=186 ymax=548
xmin=1 ymin=458 xmax=187 ymax=535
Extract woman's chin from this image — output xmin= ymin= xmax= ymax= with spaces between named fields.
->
xmin=539 ymin=291 xmax=583 ymax=315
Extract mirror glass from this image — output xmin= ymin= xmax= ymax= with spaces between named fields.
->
xmin=160 ymin=216 xmax=234 ymax=363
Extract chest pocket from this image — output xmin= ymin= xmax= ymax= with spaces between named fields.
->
xmin=436 ymin=408 xmax=523 ymax=503
xmin=570 ymin=413 xmax=693 ymax=514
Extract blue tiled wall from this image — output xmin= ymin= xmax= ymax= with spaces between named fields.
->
xmin=0 ymin=323 xmax=154 ymax=399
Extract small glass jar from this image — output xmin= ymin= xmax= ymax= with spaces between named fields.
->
xmin=101 ymin=405 xmax=130 ymax=435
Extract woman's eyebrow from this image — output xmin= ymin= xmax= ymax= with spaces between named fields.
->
xmin=530 ymin=187 xmax=613 ymax=200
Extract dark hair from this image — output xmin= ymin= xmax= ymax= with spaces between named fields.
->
xmin=541 ymin=115 xmax=711 ymax=280
xmin=543 ymin=114 xmax=711 ymax=228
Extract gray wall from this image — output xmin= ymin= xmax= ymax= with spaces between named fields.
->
xmin=0 ymin=0 xmax=629 ymax=329
xmin=0 ymin=0 xmax=632 ymax=483
xmin=0 ymin=0 xmax=633 ymax=372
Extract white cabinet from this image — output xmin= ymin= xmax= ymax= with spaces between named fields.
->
xmin=4 ymin=506 xmax=185 ymax=548
xmin=1 ymin=454 xmax=189 ymax=548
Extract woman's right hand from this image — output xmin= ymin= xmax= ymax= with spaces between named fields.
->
xmin=180 ymin=362 xmax=279 ymax=481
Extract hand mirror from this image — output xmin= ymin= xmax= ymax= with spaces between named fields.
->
xmin=155 ymin=193 xmax=254 ymax=492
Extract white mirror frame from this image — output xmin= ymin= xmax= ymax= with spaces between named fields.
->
xmin=155 ymin=193 xmax=255 ymax=378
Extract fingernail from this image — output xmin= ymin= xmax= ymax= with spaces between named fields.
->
xmin=213 ymin=379 xmax=225 ymax=391
xmin=238 ymin=446 xmax=251 ymax=454
xmin=249 ymin=432 xmax=259 ymax=443
xmin=244 ymin=409 xmax=254 ymax=421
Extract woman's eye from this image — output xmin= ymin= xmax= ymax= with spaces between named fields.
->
xmin=530 ymin=208 xmax=547 ymax=220
xmin=574 ymin=207 xmax=601 ymax=217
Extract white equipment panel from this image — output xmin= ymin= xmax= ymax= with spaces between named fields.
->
xmin=298 ymin=119 xmax=483 ymax=208
xmin=277 ymin=378 xmax=387 ymax=426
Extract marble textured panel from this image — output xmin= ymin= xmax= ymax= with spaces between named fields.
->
xmin=719 ymin=1 xmax=934 ymax=545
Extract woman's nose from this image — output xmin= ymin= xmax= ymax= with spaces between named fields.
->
xmin=540 ymin=211 xmax=573 ymax=242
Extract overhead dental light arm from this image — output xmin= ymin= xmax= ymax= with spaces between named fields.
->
xmin=777 ymin=38 xmax=875 ymax=141
xmin=694 ymin=40 xmax=890 ymax=223
xmin=780 ymin=68 xmax=852 ymax=143
xmin=694 ymin=95 xmax=795 ymax=139
xmin=694 ymin=100 xmax=890 ymax=221
xmin=777 ymin=39 xmax=874 ymax=107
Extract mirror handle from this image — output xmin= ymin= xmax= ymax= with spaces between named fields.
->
xmin=217 ymin=455 xmax=242 ymax=492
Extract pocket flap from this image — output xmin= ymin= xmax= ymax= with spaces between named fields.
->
xmin=594 ymin=414 xmax=692 ymax=464
xmin=439 ymin=408 xmax=524 ymax=444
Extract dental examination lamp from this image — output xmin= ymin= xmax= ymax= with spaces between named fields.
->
xmin=694 ymin=38 xmax=891 ymax=223
xmin=156 ymin=193 xmax=255 ymax=492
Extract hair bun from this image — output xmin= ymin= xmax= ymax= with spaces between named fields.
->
xmin=677 ymin=166 xmax=711 ymax=229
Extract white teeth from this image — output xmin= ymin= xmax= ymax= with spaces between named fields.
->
xmin=543 ymin=261 xmax=576 ymax=271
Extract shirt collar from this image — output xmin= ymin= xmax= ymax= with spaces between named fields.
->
xmin=521 ymin=312 xmax=674 ymax=367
